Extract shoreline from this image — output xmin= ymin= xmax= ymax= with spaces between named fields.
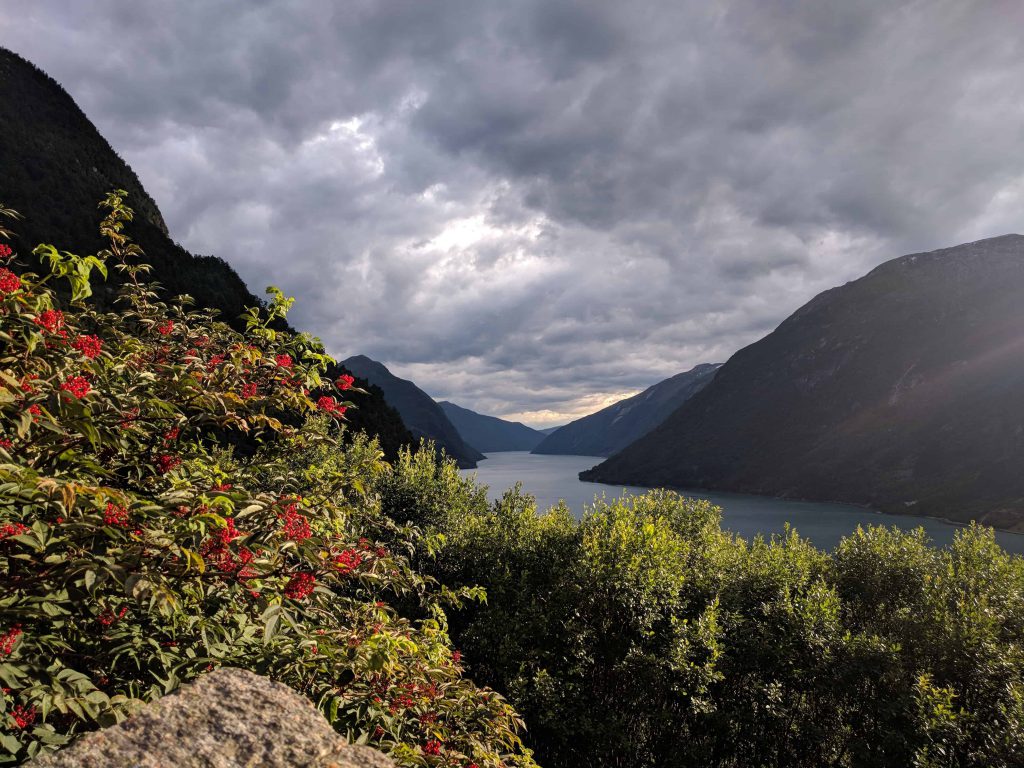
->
xmin=578 ymin=474 xmax=1024 ymax=539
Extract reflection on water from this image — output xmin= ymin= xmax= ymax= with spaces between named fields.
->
xmin=461 ymin=451 xmax=1024 ymax=554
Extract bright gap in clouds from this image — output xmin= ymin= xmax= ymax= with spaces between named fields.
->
xmin=500 ymin=390 xmax=644 ymax=430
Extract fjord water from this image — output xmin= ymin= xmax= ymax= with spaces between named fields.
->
xmin=462 ymin=452 xmax=1024 ymax=554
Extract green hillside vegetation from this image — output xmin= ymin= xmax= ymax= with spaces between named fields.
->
xmin=381 ymin=451 xmax=1024 ymax=768
xmin=0 ymin=46 xmax=413 ymax=459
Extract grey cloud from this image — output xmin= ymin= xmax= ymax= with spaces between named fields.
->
xmin=3 ymin=0 xmax=1024 ymax=426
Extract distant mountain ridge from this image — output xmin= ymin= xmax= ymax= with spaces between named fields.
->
xmin=342 ymin=356 xmax=484 ymax=468
xmin=0 ymin=46 xmax=413 ymax=458
xmin=533 ymin=363 xmax=721 ymax=457
xmin=439 ymin=401 xmax=546 ymax=453
xmin=583 ymin=235 xmax=1024 ymax=531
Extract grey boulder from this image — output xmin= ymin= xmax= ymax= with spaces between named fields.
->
xmin=29 ymin=668 xmax=393 ymax=768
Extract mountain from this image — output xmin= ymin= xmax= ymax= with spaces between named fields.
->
xmin=0 ymin=47 xmax=256 ymax=322
xmin=539 ymin=426 xmax=563 ymax=435
xmin=0 ymin=47 xmax=413 ymax=458
xmin=533 ymin=363 xmax=721 ymax=457
xmin=438 ymin=401 xmax=546 ymax=453
xmin=583 ymin=235 xmax=1024 ymax=531
xmin=342 ymin=356 xmax=484 ymax=468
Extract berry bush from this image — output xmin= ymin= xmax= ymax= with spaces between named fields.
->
xmin=0 ymin=193 xmax=534 ymax=767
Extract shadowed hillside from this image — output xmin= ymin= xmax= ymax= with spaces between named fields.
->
xmin=439 ymin=401 xmax=546 ymax=453
xmin=342 ymin=355 xmax=484 ymax=468
xmin=533 ymin=363 xmax=720 ymax=457
xmin=584 ymin=235 xmax=1024 ymax=531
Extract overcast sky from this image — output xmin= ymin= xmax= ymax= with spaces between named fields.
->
xmin=4 ymin=1 xmax=1024 ymax=427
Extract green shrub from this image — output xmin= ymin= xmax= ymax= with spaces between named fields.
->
xmin=0 ymin=194 xmax=534 ymax=767
xmin=381 ymin=447 xmax=1024 ymax=768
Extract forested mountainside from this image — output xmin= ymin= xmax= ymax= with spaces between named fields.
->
xmin=533 ymin=363 xmax=720 ymax=457
xmin=584 ymin=235 xmax=1024 ymax=531
xmin=0 ymin=46 xmax=412 ymax=457
xmin=342 ymin=355 xmax=484 ymax=468
xmin=439 ymin=401 xmax=546 ymax=453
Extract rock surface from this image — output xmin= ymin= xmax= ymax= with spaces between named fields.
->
xmin=29 ymin=668 xmax=395 ymax=768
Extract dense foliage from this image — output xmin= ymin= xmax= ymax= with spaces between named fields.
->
xmin=0 ymin=196 xmax=533 ymax=767
xmin=381 ymin=451 xmax=1024 ymax=768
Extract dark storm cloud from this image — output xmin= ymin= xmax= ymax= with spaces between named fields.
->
xmin=4 ymin=0 xmax=1024 ymax=425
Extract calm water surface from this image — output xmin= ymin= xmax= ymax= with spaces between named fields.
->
xmin=461 ymin=452 xmax=1024 ymax=554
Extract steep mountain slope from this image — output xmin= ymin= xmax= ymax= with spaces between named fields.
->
xmin=0 ymin=47 xmax=255 ymax=322
xmin=583 ymin=235 xmax=1024 ymax=530
xmin=533 ymin=363 xmax=721 ymax=457
xmin=342 ymin=356 xmax=484 ymax=468
xmin=0 ymin=47 xmax=412 ymax=458
xmin=439 ymin=401 xmax=546 ymax=453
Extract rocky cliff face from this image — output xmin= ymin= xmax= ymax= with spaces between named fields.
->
xmin=29 ymin=669 xmax=395 ymax=768
xmin=584 ymin=235 xmax=1024 ymax=531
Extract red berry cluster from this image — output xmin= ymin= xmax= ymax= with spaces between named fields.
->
xmin=0 ymin=267 xmax=20 ymax=294
xmin=199 ymin=518 xmax=258 ymax=580
xmin=103 ymin=502 xmax=130 ymax=528
xmin=97 ymin=606 xmax=129 ymax=627
xmin=10 ymin=704 xmax=36 ymax=729
xmin=0 ymin=522 xmax=26 ymax=540
xmin=154 ymin=454 xmax=182 ymax=474
xmin=280 ymin=503 xmax=312 ymax=542
xmin=284 ymin=572 xmax=315 ymax=600
xmin=60 ymin=374 xmax=92 ymax=399
xmin=317 ymin=396 xmax=348 ymax=418
xmin=0 ymin=243 xmax=12 ymax=259
xmin=34 ymin=309 xmax=66 ymax=336
xmin=72 ymin=334 xmax=103 ymax=359
xmin=334 ymin=548 xmax=363 ymax=574
xmin=0 ymin=626 xmax=22 ymax=655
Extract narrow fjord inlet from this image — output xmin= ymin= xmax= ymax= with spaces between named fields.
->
xmin=464 ymin=452 xmax=1024 ymax=554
